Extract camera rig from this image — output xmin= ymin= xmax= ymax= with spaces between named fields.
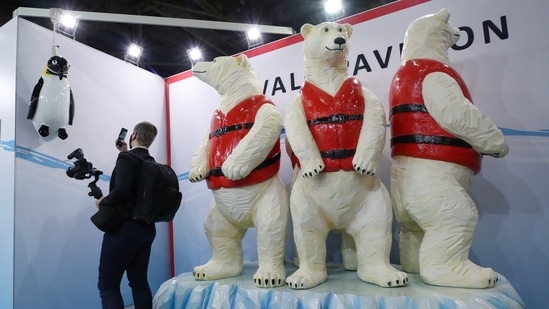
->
xmin=66 ymin=148 xmax=103 ymax=199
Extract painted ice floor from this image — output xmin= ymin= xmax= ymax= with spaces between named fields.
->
xmin=153 ymin=262 xmax=524 ymax=309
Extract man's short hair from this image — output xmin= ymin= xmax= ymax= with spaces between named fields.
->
xmin=134 ymin=121 xmax=158 ymax=148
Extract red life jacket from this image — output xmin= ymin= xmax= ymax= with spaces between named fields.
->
xmin=389 ymin=59 xmax=482 ymax=174
xmin=207 ymin=95 xmax=280 ymax=189
xmin=300 ymin=77 xmax=365 ymax=172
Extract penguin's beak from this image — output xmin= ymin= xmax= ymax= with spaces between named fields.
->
xmin=59 ymin=65 xmax=68 ymax=80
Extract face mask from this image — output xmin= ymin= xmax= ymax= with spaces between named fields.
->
xmin=129 ymin=133 xmax=135 ymax=149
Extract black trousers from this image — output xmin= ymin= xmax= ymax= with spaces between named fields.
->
xmin=98 ymin=219 xmax=156 ymax=309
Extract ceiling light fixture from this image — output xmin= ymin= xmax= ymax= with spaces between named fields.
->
xmin=57 ymin=14 xmax=78 ymax=39
xmin=186 ymin=47 xmax=203 ymax=65
xmin=246 ymin=27 xmax=263 ymax=48
xmin=324 ymin=0 xmax=345 ymax=21
xmin=124 ymin=43 xmax=143 ymax=65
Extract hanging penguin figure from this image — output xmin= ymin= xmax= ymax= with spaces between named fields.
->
xmin=27 ymin=55 xmax=75 ymax=140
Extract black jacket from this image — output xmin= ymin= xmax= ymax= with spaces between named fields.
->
xmin=99 ymin=148 xmax=154 ymax=218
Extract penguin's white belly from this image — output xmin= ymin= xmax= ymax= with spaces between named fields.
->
xmin=33 ymin=78 xmax=70 ymax=131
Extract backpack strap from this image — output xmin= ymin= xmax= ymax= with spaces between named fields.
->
xmin=119 ymin=151 xmax=154 ymax=219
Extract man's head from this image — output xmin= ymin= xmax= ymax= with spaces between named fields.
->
xmin=131 ymin=121 xmax=157 ymax=148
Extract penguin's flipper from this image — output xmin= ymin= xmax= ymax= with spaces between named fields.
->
xmin=58 ymin=128 xmax=68 ymax=140
xmin=27 ymin=77 xmax=44 ymax=120
xmin=38 ymin=125 xmax=49 ymax=137
xmin=68 ymin=89 xmax=75 ymax=125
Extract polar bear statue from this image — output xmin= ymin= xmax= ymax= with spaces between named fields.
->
xmin=284 ymin=22 xmax=408 ymax=289
xmin=389 ymin=8 xmax=509 ymax=288
xmin=189 ymin=54 xmax=289 ymax=288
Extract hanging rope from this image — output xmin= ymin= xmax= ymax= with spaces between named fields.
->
xmin=50 ymin=8 xmax=62 ymax=56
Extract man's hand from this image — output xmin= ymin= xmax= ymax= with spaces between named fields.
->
xmin=115 ymin=140 xmax=128 ymax=152
xmin=95 ymin=196 xmax=105 ymax=209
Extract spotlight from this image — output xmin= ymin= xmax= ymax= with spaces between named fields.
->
xmin=124 ymin=43 xmax=143 ymax=65
xmin=324 ymin=0 xmax=345 ymax=21
xmin=186 ymin=47 xmax=203 ymax=65
xmin=57 ymin=14 xmax=78 ymax=39
xmin=246 ymin=27 xmax=263 ymax=48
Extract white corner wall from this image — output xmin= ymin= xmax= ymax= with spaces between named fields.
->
xmin=166 ymin=0 xmax=549 ymax=308
xmin=12 ymin=18 xmax=170 ymax=309
xmin=0 ymin=18 xmax=18 ymax=309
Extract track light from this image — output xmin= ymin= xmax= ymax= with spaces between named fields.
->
xmin=324 ymin=0 xmax=345 ymax=21
xmin=56 ymin=13 xmax=78 ymax=39
xmin=187 ymin=47 xmax=203 ymax=65
xmin=124 ymin=43 xmax=143 ymax=65
xmin=246 ymin=27 xmax=263 ymax=48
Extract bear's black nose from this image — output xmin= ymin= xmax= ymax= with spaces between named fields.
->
xmin=334 ymin=37 xmax=346 ymax=46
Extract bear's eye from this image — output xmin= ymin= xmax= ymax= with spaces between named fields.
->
xmin=338 ymin=27 xmax=343 ymax=32
xmin=324 ymin=27 xmax=329 ymax=32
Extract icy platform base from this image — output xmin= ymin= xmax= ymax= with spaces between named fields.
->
xmin=153 ymin=263 xmax=524 ymax=309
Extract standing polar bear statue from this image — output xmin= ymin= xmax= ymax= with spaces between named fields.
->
xmin=284 ymin=22 xmax=408 ymax=289
xmin=389 ymin=9 xmax=509 ymax=288
xmin=189 ymin=54 xmax=289 ymax=288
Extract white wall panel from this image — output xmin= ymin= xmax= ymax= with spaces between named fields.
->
xmin=0 ymin=18 xmax=18 ymax=309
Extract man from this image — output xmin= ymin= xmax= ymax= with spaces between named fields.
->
xmin=95 ymin=121 xmax=158 ymax=309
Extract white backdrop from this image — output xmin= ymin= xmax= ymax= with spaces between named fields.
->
xmin=0 ymin=18 xmax=17 ymax=309
xmin=9 ymin=19 xmax=171 ymax=309
xmin=166 ymin=0 xmax=549 ymax=308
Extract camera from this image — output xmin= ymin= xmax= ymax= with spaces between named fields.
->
xmin=66 ymin=148 xmax=103 ymax=199
xmin=66 ymin=148 xmax=94 ymax=179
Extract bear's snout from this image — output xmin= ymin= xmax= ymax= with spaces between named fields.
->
xmin=334 ymin=37 xmax=346 ymax=46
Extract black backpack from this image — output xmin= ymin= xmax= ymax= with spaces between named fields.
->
xmin=127 ymin=152 xmax=182 ymax=222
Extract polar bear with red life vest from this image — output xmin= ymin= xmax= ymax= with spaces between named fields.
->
xmin=189 ymin=54 xmax=289 ymax=288
xmin=389 ymin=9 xmax=509 ymax=289
xmin=284 ymin=22 xmax=407 ymax=289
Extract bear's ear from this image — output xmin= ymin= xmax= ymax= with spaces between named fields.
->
xmin=300 ymin=23 xmax=314 ymax=39
xmin=235 ymin=54 xmax=250 ymax=68
xmin=343 ymin=23 xmax=353 ymax=38
xmin=435 ymin=8 xmax=451 ymax=23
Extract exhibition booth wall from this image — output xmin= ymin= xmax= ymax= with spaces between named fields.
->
xmin=166 ymin=0 xmax=548 ymax=308
xmin=0 ymin=18 xmax=171 ymax=309
xmin=0 ymin=0 xmax=547 ymax=308
xmin=0 ymin=18 xmax=17 ymax=309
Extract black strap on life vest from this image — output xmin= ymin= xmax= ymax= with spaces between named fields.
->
xmin=209 ymin=122 xmax=254 ymax=139
xmin=320 ymin=148 xmax=356 ymax=159
xmin=391 ymin=135 xmax=473 ymax=148
xmin=389 ymin=103 xmax=428 ymax=118
xmin=307 ymin=114 xmax=363 ymax=126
